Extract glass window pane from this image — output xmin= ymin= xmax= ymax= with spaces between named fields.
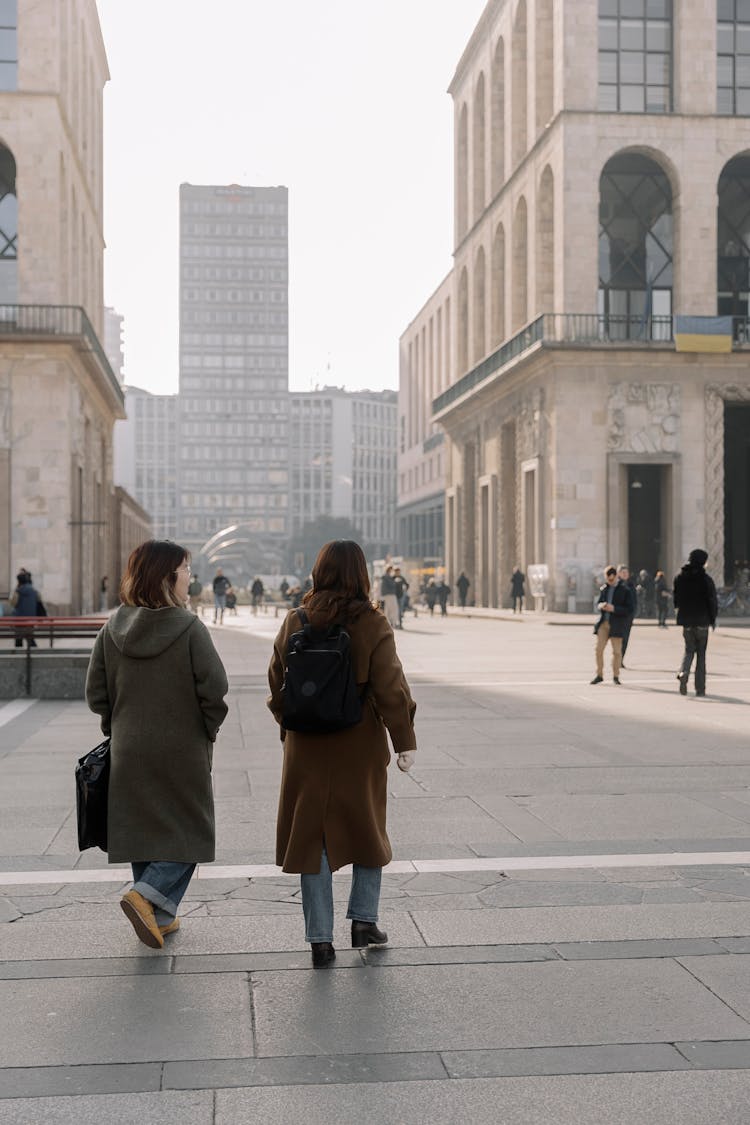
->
xmin=739 ymin=26 xmax=750 ymax=50
xmin=647 ymin=52 xmax=670 ymax=82
xmin=0 ymin=28 xmax=15 ymax=58
xmin=738 ymin=55 xmax=750 ymax=84
xmin=621 ymin=51 xmax=645 ymax=81
xmin=0 ymin=0 xmax=15 ymax=27
xmin=646 ymin=0 xmax=670 ymax=15
xmin=718 ymin=0 xmax=735 ymax=19
xmin=622 ymin=0 xmax=645 ymax=14
xmin=718 ymin=54 xmax=735 ymax=87
xmin=598 ymin=83 xmax=619 ymax=110
xmin=740 ymin=0 xmax=750 ymax=21
xmin=0 ymin=60 xmax=16 ymax=90
xmin=718 ymin=24 xmax=735 ymax=53
xmin=620 ymin=84 xmax=646 ymax=110
xmin=647 ymin=20 xmax=671 ymax=49
xmin=599 ymin=50 xmax=618 ymax=83
xmin=621 ymin=20 xmax=645 ymax=49
xmin=646 ymin=85 xmax=669 ymax=111
xmin=652 ymin=289 xmax=671 ymax=316
xmin=599 ymin=0 xmax=617 ymax=14
xmin=737 ymin=86 xmax=750 ymax=113
xmin=717 ymin=86 xmax=734 ymax=113
xmin=599 ymin=18 xmax=618 ymax=48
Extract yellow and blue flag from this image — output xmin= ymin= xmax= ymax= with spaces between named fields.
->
xmin=674 ymin=315 xmax=732 ymax=354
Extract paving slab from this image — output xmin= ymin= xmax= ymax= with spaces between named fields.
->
xmin=0 ymin=974 xmax=254 ymax=1066
xmin=442 ymin=1041 xmax=689 ymax=1078
xmin=213 ymin=1071 xmax=750 ymax=1125
xmin=515 ymin=793 xmax=750 ymax=840
xmin=251 ymin=959 xmax=750 ymax=1056
xmin=677 ymin=954 xmax=750 ymax=1022
xmin=410 ymin=901 xmax=750 ymax=945
xmin=0 ymin=1090 xmax=214 ymax=1124
xmin=164 ymin=1050 xmax=447 ymax=1090
xmin=0 ymin=1061 xmax=162 ymax=1099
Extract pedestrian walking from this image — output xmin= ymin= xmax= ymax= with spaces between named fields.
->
xmin=268 ymin=539 xmax=417 ymax=968
xmin=654 ymin=570 xmax=669 ymax=627
xmin=225 ymin=587 xmax=238 ymax=615
xmin=11 ymin=569 xmax=44 ymax=647
xmin=393 ymin=567 xmax=409 ymax=628
xmin=188 ymin=574 xmax=204 ymax=615
xmin=251 ymin=577 xmax=264 ymax=614
xmin=99 ymin=576 xmax=109 ymax=612
xmin=456 ymin=571 xmax=470 ymax=609
xmin=436 ymin=578 xmax=451 ymax=616
xmin=380 ymin=566 xmax=400 ymax=629
xmin=673 ymin=548 xmax=718 ymax=698
xmin=424 ymin=578 xmax=437 ymax=615
xmin=212 ymin=569 xmax=231 ymax=624
xmin=85 ymin=540 xmax=228 ymax=949
xmin=617 ymin=565 xmax=637 ymax=665
xmin=591 ymin=564 xmax=636 ymax=685
xmin=510 ymin=566 xmax=525 ymax=612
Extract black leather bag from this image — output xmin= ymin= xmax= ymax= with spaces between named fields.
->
xmin=75 ymin=738 xmax=110 ymax=851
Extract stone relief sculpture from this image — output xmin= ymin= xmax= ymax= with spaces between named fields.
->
xmin=607 ymin=382 xmax=680 ymax=453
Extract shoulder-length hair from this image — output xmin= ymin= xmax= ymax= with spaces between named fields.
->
xmin=303 ymin=540 xmax=374 ymax=624
xmin=120 ymin=540 xmax=190 ymax=609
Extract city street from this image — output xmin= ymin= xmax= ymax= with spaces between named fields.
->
xmin=1 ymin=610 xmax=750 ymax=1122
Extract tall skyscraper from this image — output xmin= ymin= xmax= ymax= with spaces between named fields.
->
xmin=177 ymin=183 xmax=289 ymax=579
xmin=113 ymin=386 xmax=178 ymax=540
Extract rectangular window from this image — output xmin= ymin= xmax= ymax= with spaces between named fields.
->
xmin=598 ymin=1 xmax=672 ymax=113
xmin=718 ymin=2 xmax=750 ymax=114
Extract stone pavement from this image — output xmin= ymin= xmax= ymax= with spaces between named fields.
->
xmin=1 ymin=608 xmax=750 ymax=1122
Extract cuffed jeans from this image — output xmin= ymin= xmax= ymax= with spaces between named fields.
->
xmin=301 ymin=845 xmax=382 ymax=944
xmin=680 ymin=625 xmax=709 ymax=695
xmin=131 ymin=861 xmax=196 ymax=927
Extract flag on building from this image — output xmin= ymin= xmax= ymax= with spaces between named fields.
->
xmin=674 ymin=315 xmax=733 ymax=353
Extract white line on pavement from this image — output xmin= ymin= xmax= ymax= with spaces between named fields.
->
xmin=0 ymin=850 xmax=748 ymax=886
xmin=0 ymin=699 xmax=36 ymax=728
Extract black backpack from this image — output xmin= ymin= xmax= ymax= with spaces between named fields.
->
xmin=281 ymin=609 xmax=362 ymax=734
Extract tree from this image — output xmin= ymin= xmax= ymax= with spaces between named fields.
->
xmin=287 ymin=516 xmax=371 ymax=575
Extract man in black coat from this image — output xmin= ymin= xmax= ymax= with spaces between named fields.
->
xmin=591 ymin=565 xmax=636 ymax=685
xmin=673 ymin=548 xmax=717 ymax=697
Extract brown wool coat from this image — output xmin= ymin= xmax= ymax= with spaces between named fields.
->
xmin=268 ymin=605 xmax=417 ymax=874
xmin=86 ymin=606 xmax=229 ymax=864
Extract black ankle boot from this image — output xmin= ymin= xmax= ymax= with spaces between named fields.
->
xmin=311 ymin=941 xmax=336 ymax=968
xmin=351 ymin=920 xmax=388 ymax=948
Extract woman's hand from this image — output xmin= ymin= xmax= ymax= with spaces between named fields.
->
xmin=397 ymin=751 xmax=415 ymax=772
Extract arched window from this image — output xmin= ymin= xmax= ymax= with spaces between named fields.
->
xmin=458 ymin=266 xmax=469 ymax=373
xmin=512 ymin=0 xmax=527 ymax=169
xmin=717 ymin=2 xmax=750 ymax=115
xmin=491 ymin=38 xmax=505 ymax=194
xmin=457 ymin=104 xmax=469 ymax=239
xmin=717 ymin=154 xmax=750 ymax=328
xmin=536 ymin=0 xmax=554 ymax=132
xmin=473 ymin=73 xmax=486 ymax=219
xmin=491 ymin=222 xmax=506 ymax=346
xmin=536 ymin=166 xmax=554 ymax=314
xmin=473 ymin=246 xmax=486 ymax=362
xmin=598 ymin=152 xmax=673 ymax=339
xmin=0 ymin=144 xmax=17 ymax=303
xmin=513 ymin=196 xmax=528 ymax=331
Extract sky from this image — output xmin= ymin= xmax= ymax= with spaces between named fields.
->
xmin=95 ymin=0 xmax=487 ymax=396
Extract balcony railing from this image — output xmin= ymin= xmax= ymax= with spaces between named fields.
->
xmin=432 ymin=313 xmax=750 ymax=416
xmin=0 ymin=304 xmax=123 ymax=404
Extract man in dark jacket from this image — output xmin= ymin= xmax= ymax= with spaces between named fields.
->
xmin=673 ymin=548 xmax=717 ymax=697
xmin=591 ymin=565 xmax=636 ymax=685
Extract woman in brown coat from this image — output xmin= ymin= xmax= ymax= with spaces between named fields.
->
xmin=86 ymin=540 xmax=228 ymax=950
xmin=268 ymin=540 xmax=416 ymax=968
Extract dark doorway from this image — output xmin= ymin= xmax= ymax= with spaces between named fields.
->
xmin=627 ymin=464 xmax=663 ymax=575
xmin=724 ymin=403 xmax=750 ymax=583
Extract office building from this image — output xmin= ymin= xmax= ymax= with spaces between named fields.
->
xmin=177 ymin=183 xmax=289 ymax=580
xmin=113 ymin=386 xmax=178 ymax=540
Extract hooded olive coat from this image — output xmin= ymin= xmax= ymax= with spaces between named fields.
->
xmin=268 ymin=605 xmax=416 ymax=874
xmin=85 ymin=606 xmax=228 ymax=863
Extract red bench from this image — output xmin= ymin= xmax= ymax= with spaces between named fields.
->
xmin=0 ymin=616 xmax=107 ymax=647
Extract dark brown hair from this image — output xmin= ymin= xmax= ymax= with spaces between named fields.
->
xmin=303 ymin=540 xmax=373 ymax=625
xmin=604 ymin=565 xmax=617 ymax=578
xmin=120 ymin=540 xmax=190 ymax=609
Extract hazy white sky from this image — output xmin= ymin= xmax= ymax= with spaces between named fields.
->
xmin=96 ymin=0 xmax=486 ymax=396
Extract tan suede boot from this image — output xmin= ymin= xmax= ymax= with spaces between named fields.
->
xmin=120 ymin=889 xmax=164 ymax=949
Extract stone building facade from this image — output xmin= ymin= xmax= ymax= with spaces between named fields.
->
xmin=0 ymin=0 xmax=126 ymax=612
xmin=406 ymin=0 xmax=750 ymax=609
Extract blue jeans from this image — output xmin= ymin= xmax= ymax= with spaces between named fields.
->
xmin=131 ymin=861 xmax=196 ymax=927
xmin=300 ymin=845 xmax=382 ymax=943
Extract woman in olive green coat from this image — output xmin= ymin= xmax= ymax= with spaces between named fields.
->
xmin=86 ymin=540 xmax=228 ymax=950
xmin=268 ymin=540 xmax=416 ymax=967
